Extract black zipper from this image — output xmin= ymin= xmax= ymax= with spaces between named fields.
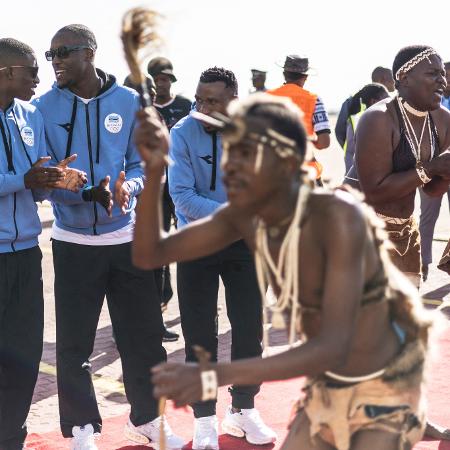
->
xmin=84 ymin=103 xmax=98 ymax=235
xmin=65 ymin=97 xmax=78 ymax=159
xmin=11 ymin=193 xmax=18 ymax=252
xmin=0 ymin=115 xmax=14 ymax=172
xmin=210 ymin=132 xmax=217 ymax=191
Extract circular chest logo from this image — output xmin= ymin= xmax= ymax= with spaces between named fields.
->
xmin=104 ymin=113 xmax=123 ymax=133
xmin=21 ymin=126 xmax=34 ymax=146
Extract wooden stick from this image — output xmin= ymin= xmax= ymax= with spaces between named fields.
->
xmin=121 ymin=7 xmax=159 ymax=108
xmin=158 ymin=396 xmax=167 ymax=450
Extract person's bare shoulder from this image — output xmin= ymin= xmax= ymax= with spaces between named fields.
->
xmin=307 ymin=190 xmax=367 ymax=241
xmin=358 ymin=97 xmax=394 ymax=130
xmin=431 ymin=103 xmax=450 ymax=118
xmin=219 ymin=203 xmax=255 ymax=236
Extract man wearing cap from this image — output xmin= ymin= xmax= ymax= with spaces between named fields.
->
xmin=147 ymin=57 xmax=192 ymax=342
xmin=250 ymin=69 xmax=267 ymax=93
xmin=148 ymin=57 xmax=191 ymax=129
xmin=268 ymin=55 xmax=331 ymax=151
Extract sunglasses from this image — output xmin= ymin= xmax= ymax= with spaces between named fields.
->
xmin=0 ymin=65 xmax=39 ymax=78
xmin=45 ymin=45 xmax=91 ymax=61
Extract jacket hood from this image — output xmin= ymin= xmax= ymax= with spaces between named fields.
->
xmin=51 ymin=68 xmax=117 ymax=101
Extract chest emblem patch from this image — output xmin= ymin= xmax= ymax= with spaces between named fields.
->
xmin=20 ymin=126 xmax=34 ymax=146
xmin=104 ymin=113 xmax=123 ymax=133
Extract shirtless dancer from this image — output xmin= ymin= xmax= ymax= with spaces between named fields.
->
xmin=355 ymin=46 xmax=450 ymax=439
xmin=132 ymin=93 xmax=435 ymax=450
xmin=354 ymin=45 xmax=450 ymax=286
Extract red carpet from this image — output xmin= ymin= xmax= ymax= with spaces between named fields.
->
xmin=27 ymin=327 xmax=450 ymax=449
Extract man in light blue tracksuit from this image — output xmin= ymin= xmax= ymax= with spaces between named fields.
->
xmin=0 ymin=38 xmax=82 ymax=450
xmin=33 ymin=25 xmax=183 ymax=450
xmin=168 ymin=67 xmax=276 ymax=450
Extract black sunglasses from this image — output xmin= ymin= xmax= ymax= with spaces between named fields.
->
xmin=0 ymin=65 xmax=39 ymax=78
xmin=45 ymin=45 xmax=91 ymax=61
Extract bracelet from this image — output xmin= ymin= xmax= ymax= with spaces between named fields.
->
xmin=415 ymin=162 xmax=432 ymax=184
xmin=200 ymin=370 xmax=218 ymax=401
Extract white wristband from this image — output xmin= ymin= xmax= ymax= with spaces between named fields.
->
xmin=200 ymin=370 xmax=218 ymax=401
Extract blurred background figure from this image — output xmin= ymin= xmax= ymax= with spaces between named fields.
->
xmin=419 ymin=61 xmax=450 ymax=281
xmin=148 ymin=56 xmax=192 ymax=342
xmin=335 ymin=66 xmax=395 ymax=149
xmin=148 ymin=56 xmax=192 ymax=128
xmin=250 ymin=68 xmax=267 ymax=93
xmin=343 ymin=83 xmax=389 ymax=177
xmin=124 ymin=57 xmax=191 ymax=342
xmin=268 ymin=54 xmax=331 ymax=150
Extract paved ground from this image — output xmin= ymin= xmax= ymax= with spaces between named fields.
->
xmin=28 ymin=127 xmax=450 ymax=439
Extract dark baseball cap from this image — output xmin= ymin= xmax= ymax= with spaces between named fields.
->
xmin=147 ymin=56 xmax=177 ymax=82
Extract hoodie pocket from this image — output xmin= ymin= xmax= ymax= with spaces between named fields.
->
xmin=0 ymin=196 xmax=14 ymax=241
xmin=53 ymin=202 xmax=96 ymax=231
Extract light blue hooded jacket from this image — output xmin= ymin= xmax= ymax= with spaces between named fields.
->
xmin=168 ymin=114 xmax=227 ymax=227
xmin=33 ymin=70 xmax=143 ymax=235
xmin=0 ymin=100 xmax=47 ymax=253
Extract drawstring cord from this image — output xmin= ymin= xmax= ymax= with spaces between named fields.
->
xmin=96 ymin=99 xmax=100 ymax=163
xmin=65 ymin=97 xmax=78 ymax=159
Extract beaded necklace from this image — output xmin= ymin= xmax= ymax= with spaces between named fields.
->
xmin=397 ymin=97 xmax=434 ymax=162
xmin=254 ymin=182 xmax=311 ymax=349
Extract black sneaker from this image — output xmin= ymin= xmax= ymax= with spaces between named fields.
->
xmin=163 ymin=328 xmax=179 ymax=342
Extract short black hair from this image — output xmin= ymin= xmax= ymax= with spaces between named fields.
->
xmin=283 ymin=71 xmax=307 ymax=83
xmin=0 ymin=38 xmax=34 ymax=67
xmin=55 ymin=24 xmax=97 ymax=50
xmin=348 ymin=83 xmax=388 ymax=115
xmin=392 ymin=45 xmax=436 ymax=79
xmin=199 ymin=67 xmax=238 ymax=95
xmin=371 ymin=66 xmax=391 ymax=82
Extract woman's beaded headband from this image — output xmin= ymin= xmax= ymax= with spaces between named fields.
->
xmin=395 ymin=48 xmax=438 ymax=81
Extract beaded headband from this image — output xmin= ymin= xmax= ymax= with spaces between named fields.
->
xmin=221 ymin=119 xmax=299 ymax=172
xmin=395 ymin=48 xmax=438 ymax=81
xmin=224 ymin=120 xmax=297 ymax=157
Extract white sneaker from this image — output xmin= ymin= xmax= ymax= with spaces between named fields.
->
xmin=192 ymin=416 xmax=219 ymax=450
xmin=221 ymin=406 xmax=277 ymax=445
xmin=124 ymin=416 xmax=184 ymax=449
xmin=70 ymin=424 xmax=98 ymax=450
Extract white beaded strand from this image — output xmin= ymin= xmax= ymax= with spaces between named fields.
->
xmin=397 ymin=97 xmax=431 ymax=162
xmin=255 ymin=183 xmax=311 ymax=353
